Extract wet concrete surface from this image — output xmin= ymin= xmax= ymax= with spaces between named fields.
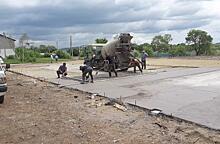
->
xmin=10 ymin=65 xmax=220 ymax=130
xmin=61 ymin=67 xmax=220 ymax=129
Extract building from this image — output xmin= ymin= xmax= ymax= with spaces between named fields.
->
xmin=0 ymin=34 xmax=16 ymax=58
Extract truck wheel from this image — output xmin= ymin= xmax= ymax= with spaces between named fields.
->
xmin=0 ymin=96 xmax=4 ymax=104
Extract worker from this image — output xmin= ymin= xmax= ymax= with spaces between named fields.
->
xmin=106 ymin=56 xmax=118 ymax=77
xmin=55 ymin=55 xmax=59 ymax=62
xmin=80 ymin=65 xmax=93 ymax=84
xmin=50 ymin=54 xmax=54 ymax=63
xmin=129 ymin=58 xmax=142 ymax=73
xmin=57 ymin=63 xmax=67 ymax=78
xmin=141 ymin=51 xmax=148 ymax=69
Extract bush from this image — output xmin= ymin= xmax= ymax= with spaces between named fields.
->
xmin=55 ymin=50 xmax=71 ymax=59
xmin=7 ymin=55 xmax=15 ymax=59
xmin=25 ymin=56 xmax=37 ymax=62
xmin=15 ymin=47 xmax=41 ymax=62
xmin=43 ymin=53 xmax=51 ymax=58
xmin=169 ymin=45 xmax=188 ymax=56
xmin=27 ymin=50 xmax=41 ymax=58
xmin=154 ymin=52 xmax=170 ymax=57
xmin=133 ymin=50 xmax=140 ymax=58
xmin=143 ymin=46 xmax=154 ymax=57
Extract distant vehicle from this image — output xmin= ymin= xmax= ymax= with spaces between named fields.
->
xmin=0 ymin=64 xmax=7 ymax=104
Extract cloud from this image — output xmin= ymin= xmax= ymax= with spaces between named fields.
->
xmin=0 ymin=0 xmax=220 ymax=47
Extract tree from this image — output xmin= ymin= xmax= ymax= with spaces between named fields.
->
xmin=95 ymin=38 xmax=108 ymax=44
xmin=18 ymin=33 xmax=29 ymax=61
xmin=37 ymin=45 xmax=57 ymax=53
xmin=139 ymin=43 xmax=154 ymax=56
xmin=169 ymin=44 xmax=188 ymax=56
xmin=151 ymin=34 xmax=172 ymax=52
xmin=19 ymin=33 xmax=29 ymax=47
xmin=185 ymin=29 xmax=213 ymax=56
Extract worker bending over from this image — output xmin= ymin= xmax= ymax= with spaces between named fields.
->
xmin=129 ymin=58 xmax=143 ymax=73
xmin=57 ymin=63 xmax=67 ymax=78
xmin=80 ymin=65 xmax=94 ymax=84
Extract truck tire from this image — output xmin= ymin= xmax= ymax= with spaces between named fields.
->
xmin=0 ymin=96 xmax=4 ymax=104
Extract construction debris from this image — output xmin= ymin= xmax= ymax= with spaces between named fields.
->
xmin=150 ymin=109 xmax=162 ymax=115
xmin=113 ymin=103 xmax=127 ymax=111
xmin=154 ymin=122 xmax=168 ymax=130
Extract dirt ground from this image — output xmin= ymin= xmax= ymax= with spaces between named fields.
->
xmin=0 ymin=73 xmax=220 ymax=144
xmin=148 ymin=57 xmax=220 ymax=67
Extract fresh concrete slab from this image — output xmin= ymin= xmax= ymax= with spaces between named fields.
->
xmin=52 ymin=67 xmax=220 ymax=129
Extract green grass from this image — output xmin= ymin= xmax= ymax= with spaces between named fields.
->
xmin=5 ymin=58 xmax=71 ymax=64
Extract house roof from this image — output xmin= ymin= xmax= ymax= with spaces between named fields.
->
xmin=0 ymin=34 xmax=16 ymax=41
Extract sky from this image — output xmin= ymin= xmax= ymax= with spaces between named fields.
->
xmin=1 ymin=0 xmax=220 ymax=48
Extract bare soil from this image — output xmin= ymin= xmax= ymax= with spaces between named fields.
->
xmin=148 ymin=57 xmax=220 ymax=67
xmin=0 ymin=73 xmax=220 ymax=144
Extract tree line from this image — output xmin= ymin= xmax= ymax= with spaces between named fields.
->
xmin=95 ymin=29 xmax=219 ymax=57
xmin=10 ymin=29 xmax=220 ymax=63
xmin=133 ymin=29 xmax=218 ymax=57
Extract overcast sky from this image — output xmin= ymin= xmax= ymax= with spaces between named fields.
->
xmin=1 ymin=0 xmax=220 ymax=48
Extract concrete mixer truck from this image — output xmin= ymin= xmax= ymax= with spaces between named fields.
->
xmin=85 ymin=33 xmax=138 ymax=71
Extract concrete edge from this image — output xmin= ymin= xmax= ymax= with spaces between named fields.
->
xmin=148 ymin=64 xmax=199 ymax=68
xmin=7 ymin=69 xmax=220 ymax=132
xmin=128 ymin=103 xmax=220 ymax=132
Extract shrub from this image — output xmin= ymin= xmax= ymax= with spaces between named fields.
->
xmin=15 ymin=47 xmax=41 ymax=62
xmin=154 ymin=52 xmax=170 ymax=57
xmin=133 ymin=50 xmax=140 ymax=58
xmin=7 ymin=55 xmax=15 ymax=59
xmin=25 ymin=56 xmax=37 ymax=62
xmin=43 ymin=53 xmax=51 ymax=58
xmin=143 ymin=46 xmax=154 ymax=57
xmin=169 ymin=45 xmax=188 ymax=56
xmin=55 ymin=50 xmax=71 ymax=59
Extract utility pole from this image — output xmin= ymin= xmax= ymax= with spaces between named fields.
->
xmin=70 ymin=35 xmax=73 ymax=57
xmin=56 ymin=40 xmax=59 ymax=49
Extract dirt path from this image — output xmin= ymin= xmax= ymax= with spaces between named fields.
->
xmin=0 ymin=73 xmax=220 ymax=144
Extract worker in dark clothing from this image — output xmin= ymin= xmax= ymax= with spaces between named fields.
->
xmin=129 ymin=58 xmax=142 ymax=73
xmin=80 ymin=65 xmax=93 ymax=84
xmin=106 ymin=56 xmax=118 ymax=77
xmin=141 ymin=51 xmax=148 ymax=69
xmin=57 ymin=63 xmax=67 ymax=78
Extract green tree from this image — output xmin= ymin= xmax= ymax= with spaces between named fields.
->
xmin=169 ymin=44 xmax=188 ymax=56
xmin=143 ymin=45 xmax=154 ymax=57
xmin=55 ymin=50 xmax=71 ymax=59
xmin=95 ymin=38 xmax=108 ymax=44
xmin=38 ymin=45 xmax=57 ymax=53
xmin=151 ymin=34 xmax=172 ymax=52
xmin=15 ymin=47 xmax=41 ymax=62
xmin=133 ymin=43 xmax=154 ymax=57
xmin=185 ymin=29 xmax=213 ymax=56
